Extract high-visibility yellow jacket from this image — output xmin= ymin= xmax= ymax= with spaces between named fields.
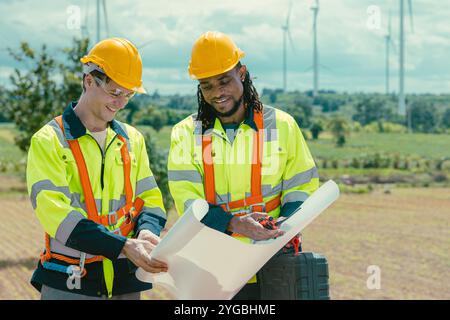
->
xmin=167 ymin=105 xmax=319 ymax=282
xmin=27 ymin=102 xmax=166 ymax=298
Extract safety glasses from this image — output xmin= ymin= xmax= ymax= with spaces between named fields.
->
xmin=93 ymin=77 xmax=136 ymax=100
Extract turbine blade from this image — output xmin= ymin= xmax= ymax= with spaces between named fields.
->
xmin=288 ymin=29 xmax=296 ymax=53
xmin=388 ymin=10 xmax=392 ymax=36
xmin=138 ymin=40 xmax=154 ymax=49
xmin=286 ymin=0 xmax=293 ymax=27
xmin=319 ymin=63 xmax=334 ymax=73
xmin=390 ymin=39 xmax=398 ymax=55
xmin=408 ymin=0 xmax=414 ymax=33
xmin=102 ymin=0 xmax=109 ymax=37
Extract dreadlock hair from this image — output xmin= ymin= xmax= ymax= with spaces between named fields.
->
xmin=196 ymin=62 xmax=263 ymax=131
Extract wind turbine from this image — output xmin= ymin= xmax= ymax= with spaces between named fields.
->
xmin=101 ymin=0 xmax=110 ymax=38
xmin=281 ymin=0 xmax=296 ymax=92
xmin=398 ymin=0 xmax=414 ymax=115
xmin=384 ymin=11 xmax=396 ymax=94
xmin=94 ymin=0 xmax=109 ymax=42
xmin=81 ymin=0 xmax=109 ymax=42
xmin=80 ymin=0 xmax=90 ymax=39
xmin=311 ymin=0 xmax=319 ymax=97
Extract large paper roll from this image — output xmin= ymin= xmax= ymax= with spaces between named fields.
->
xmin=136 ymin=180 xmax=340 ymax=299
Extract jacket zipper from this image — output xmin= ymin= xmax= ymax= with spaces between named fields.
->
xmin=87 ymin=133 xmax=117 ymax=190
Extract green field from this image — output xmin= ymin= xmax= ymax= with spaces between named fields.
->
xmin=308 ymin=131 xmax=450 ymax=160
xmin=2 ymin=122 xmax=449 ymax=160
xmin=0 ymin=123 xmax=25 ymax=164
xmin=1 ymin=123 xmax=449 ymax=187
xmin=0 ymin=124 xmax=448 ymax=300
xmin=137 ymin=125 xmax=172 ymax=150
xmin=139 ymin=126 xmax=450 ymax=162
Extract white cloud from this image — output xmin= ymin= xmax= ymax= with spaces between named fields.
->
xmin=0 ymin=0 xmax=449 ymax=94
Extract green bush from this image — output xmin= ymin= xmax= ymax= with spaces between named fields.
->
xmin=142 ymin=132 xmax=172 ymax=210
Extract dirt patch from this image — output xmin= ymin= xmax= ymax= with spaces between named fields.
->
xmin=0 ymin=187 xmax=448 ymax=300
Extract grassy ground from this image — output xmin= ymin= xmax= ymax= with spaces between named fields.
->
xmin=0 ymin=176 xmax=448 ymax=300
xmin=137 ymin=125 xmax=172 ymax=150
xmin=3 ymin=123 xmax=449 ymax=189
xmin=3 ymin=123 xmax=450 ymax=162
xmin=307 ymin=131 xmax=450 ymax=160
xmin=137 ymin=126 xmax=450 ymax=161
xmin=0 ymin=123 xmax=448 ymax=299
xmin=0 ymin=123 xmax=25 ymax=165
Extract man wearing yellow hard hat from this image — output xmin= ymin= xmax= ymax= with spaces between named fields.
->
xmin=27 ymin=38 xmax=168 ymax=299
xmin=168 ymin=31 xmax=319 ymax=299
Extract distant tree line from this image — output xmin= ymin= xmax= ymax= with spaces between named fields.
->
xmin=2 ymin=38 xmax=450 ymax=152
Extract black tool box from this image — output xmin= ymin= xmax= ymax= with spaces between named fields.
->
xmin=258 ymin=250 xmax=330 ymax=300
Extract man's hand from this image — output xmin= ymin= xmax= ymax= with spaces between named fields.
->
xmin=121 ymin=238 xmax=168 ymax=273
xmin=227 ymin=212 xmax=285 ymax=241
xmin=137 ymin=229 xmax=161 ymax=246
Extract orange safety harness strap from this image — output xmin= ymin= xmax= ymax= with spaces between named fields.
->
xmin=202 ymin=134 xmax=216 ymax=204
xmin=202 ymin=110 xmax=281 ymax=217
xmin=40 ymin=116 xmax=143 ymax=273
xmin=67 ymin=136 xmax=99 ymax=222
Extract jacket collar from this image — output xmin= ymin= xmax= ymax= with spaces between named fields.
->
xmin=201 ymin=105 xmax=259 ymax=134
xmin=61 ymin=101 xmax=128 ymax=140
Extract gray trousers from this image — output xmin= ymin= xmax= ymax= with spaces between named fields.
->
xmin=40 ymin=285 xmax=141 ymax=300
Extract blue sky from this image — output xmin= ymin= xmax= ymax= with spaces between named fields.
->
xmin=0 ymin=0 xmax=449 ymax=95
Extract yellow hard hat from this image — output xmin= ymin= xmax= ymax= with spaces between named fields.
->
xmin=80 ymin=37 xmax=146 ymax=94
xmin=188 ymin=31 xmax=245 ymax=80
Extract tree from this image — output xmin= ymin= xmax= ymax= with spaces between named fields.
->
xmin=165 ymin=109 xmax=192 ymax=126
xmin=167 ymin=94 xmax=196 ymax=110
xmin=142 ymin=132 xmax=172 ymax=209
xmin=327 ymin=116 xmax=349 ymax=147
xmin=410 ymin=100 xmax=438 ymax=133
xmin=313 ymin=94 xmax=345 ymax=112
xmin=441 ymin=108 xmax=450 ymax=129
xmin=150 ymin=111 xmax=167 ymax=132
xmin=59 ymin=38 xmax=90 ymax=103
xmin=0 ymin=86 xmax=9 ymax=122
xmin=125 ymin=100 xmax=140 ymax=124
xmin=4 ymin=38 xmax=89 ymax=152
xmin=151 ymin=90 xmax=160 ymax=100
xmin=352 ymin=97 xmax=393 ymax=126
xmin=5 ymin=43 xmax=62 ymax=152
xmin=135 ymin=106 xmax=168 ymax=131
xmin=310 ymin=121 xmax=324 ymax=140
xmin=269 ymin=92 xmax=277 ymax=104
xmin=288 ymin=94 xmax=313 ymax=128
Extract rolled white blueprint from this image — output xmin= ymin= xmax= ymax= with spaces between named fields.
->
xmin=136 ymin=180 xmax=340 ymax=299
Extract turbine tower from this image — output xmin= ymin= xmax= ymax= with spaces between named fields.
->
xmin=398 ymin=0 xmax=414 ymax=115
xmin=281 ymin=0 xmax=295 ymax=92
xmin=384 ymin=11 xmax=396 ymax=94
xmin=81 ymin=0 xmax=90 ymax=39
xmin=95 ymin=0 xmax=110 ymax=42
xmin=311 ymin=0 xmax=319 ymax=97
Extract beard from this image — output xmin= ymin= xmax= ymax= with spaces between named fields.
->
xmin=209 ymin=94 xmax=244 ymax=118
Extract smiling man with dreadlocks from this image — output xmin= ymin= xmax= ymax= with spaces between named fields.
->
xmin=167 ymin=31 xmax=319 ymax=299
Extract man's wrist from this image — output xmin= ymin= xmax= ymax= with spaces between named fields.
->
xmin=121 ymin=238 xmax=131 ymax=255
xmin=226 ymin=216 xmax=238 ymax=232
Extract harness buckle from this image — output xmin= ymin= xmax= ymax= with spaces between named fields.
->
xmin=249 ymin=202 xmax=266 ymax=213
xmin=108 ymin=211 xmax=119 ymax=226
xmin=230 ymin=208 xmax=251 ymax=216
xmin=127 ymin=206 xmax=136 ymax=223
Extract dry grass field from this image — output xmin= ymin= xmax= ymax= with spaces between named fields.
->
xmin=0 ymin=175 xmax=448 ymax=300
